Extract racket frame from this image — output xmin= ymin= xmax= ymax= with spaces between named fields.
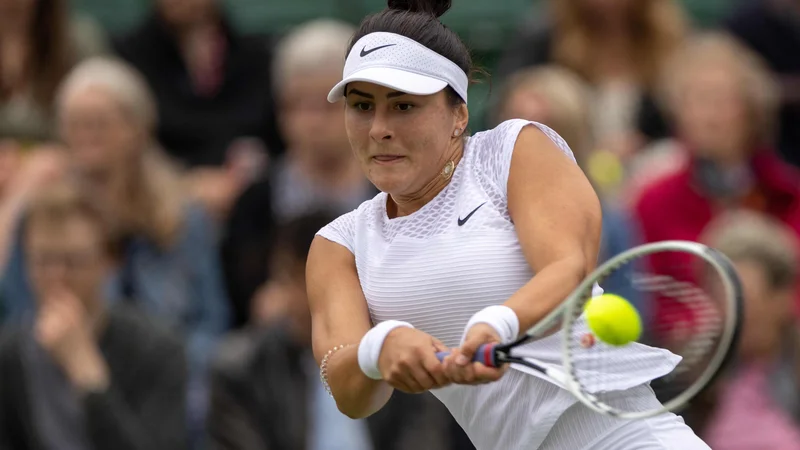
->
xmin=491 ymin=240 xmax=744 ymax=419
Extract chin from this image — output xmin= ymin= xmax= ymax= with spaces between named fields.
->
xmin=366 ymin=166 xmax=413 ymax=194
xmin=369 ymin=176 xmax=411 ymax=195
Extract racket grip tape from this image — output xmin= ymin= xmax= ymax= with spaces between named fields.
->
xmin=435 ymin=344 xmax=498 ymax=367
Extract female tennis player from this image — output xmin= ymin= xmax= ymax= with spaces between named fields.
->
xmin=308 ymin=1 xmax=712 ymax=448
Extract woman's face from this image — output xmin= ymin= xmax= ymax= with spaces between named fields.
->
xmin=675 ymin=64 xmax=751 ymax=163
xmin=279 ymin=68 xmax=350 ymax=163
xmin=343 ymin=82 xmax=467 ymax=196
xmin=58 ymin=86 xmax=144 ymax=178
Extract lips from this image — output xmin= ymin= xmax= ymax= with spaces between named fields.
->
xmin=372 ymin=155 xmax=405 ymax=164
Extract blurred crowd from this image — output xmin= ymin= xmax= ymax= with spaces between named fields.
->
xmin=0 ymin=0 xmax=798 ymax=449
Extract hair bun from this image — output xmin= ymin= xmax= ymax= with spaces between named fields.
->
xmin=387 ymin=0 xmax=452 ymax=18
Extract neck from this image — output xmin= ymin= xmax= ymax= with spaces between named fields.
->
xmin=389 ymin=141 xmax=463 ymax=218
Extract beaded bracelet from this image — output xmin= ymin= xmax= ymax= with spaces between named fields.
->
xmin=319 ymin=344 xmax=352 ymax=397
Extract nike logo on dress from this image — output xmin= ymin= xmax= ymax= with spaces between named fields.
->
xmin=360 ymin=44 xmax=396 ymax=57
xmin=458 ymin=202 xmax=486 ymax=226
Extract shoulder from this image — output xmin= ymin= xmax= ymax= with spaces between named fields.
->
xmin=470 ymin=119 xmax=575 ymax=162
xmin=107 ymin=305 xmax=185 ymax=360
xmin=315 ymin=194 xmax=383 ymax=254
xmin=467 ymin=119 xmax=577 ymax=195
xmin=179 ymin=201 xmax=218 ymax=243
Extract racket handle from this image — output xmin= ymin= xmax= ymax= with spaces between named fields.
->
xmin=435 ymin=344 xmax=499 ymax=368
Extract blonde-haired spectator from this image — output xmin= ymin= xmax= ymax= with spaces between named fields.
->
xmin=222 ymin=19 xmax=375 ymax=327
xmin=632 ymin=32 xmax=800 ymax=316
xmin=694 ymin=210 xmax=800 ymax=449
xmin=269 ymin=18 xmax=374 ymax=223
xmin=0 ymin=56 xmax=230 ymax=441
xmin=496 ymin=0 xmax=688 ymax=163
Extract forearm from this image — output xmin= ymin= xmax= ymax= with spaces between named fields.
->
xmin=325 ymin=345 xmax=393 ymax=419
xmin=503 ymin=256 xmax=588 ymax=334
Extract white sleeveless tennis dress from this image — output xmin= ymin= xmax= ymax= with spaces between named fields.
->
xmin=317 ymin=119 xmax=710 ymax=450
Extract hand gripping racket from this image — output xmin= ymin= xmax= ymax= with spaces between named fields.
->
xmin=436 ymin=240 xmax=743 ymax=420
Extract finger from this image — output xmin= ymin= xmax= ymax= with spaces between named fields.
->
xmin=446 ymin=357 xmax=477 ymax=384
xmin=387 ymin=379 xmax=418 ymax=394
xmin=431 ymin=338 xmax=449 ymax=353
xmin=441 ymin=355 xmax=465 ymax=384
xmin=472 ymin=363 xmax=507 ymax=383
xmin=408 ymin=362 xmax=439 ymax=392
xmin=457 ymin=337 xmax=483 ymax=366
xmin=421 ymin=353 xmax=450 ymax=388
xmin=385 ymin=365 xmax=427 ymax=394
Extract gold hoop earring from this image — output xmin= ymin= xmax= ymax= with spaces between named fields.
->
xmin=441 ymin=160 xmax=455 ymax=180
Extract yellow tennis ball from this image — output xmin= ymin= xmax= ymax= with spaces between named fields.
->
xmin=584 ymin=294 xmax=642 ymax=346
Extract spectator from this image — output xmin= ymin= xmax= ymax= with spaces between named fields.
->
xmin=269 ymin=18 xmax=376 ymax=223
xmin=0 ymin=57 xmax=230 ymax=440
xmin=725 ymin=0 xmax=800 ymax=167
xmin=492 ymin=65 xmax=644 ymax=313
xmin=632 ymin=32 xmax=800 ymax=309
xmin=113 ymin=0 xmax=282 ymax=167
xmin=221 ymin=19 xmax=376 ymax=327
xmin=0 ymin=180 xmax=186 ymax=450
xmin=208 ymin=212 xmax=455 ymax=450
xmin=113 ymin=0 xmax=279 ymax=219
xmin=0 ymin=0 xmax=107 ymax=144
xmin=695 ymin=210 xmax=800 ymax=449
xmin=495 ymin=0 xmax=688 ymax=158
xmin=0 ymin=142 xmax=66 ymax=275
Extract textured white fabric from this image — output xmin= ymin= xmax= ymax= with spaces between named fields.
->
xmin=357 ymin=320 xmax=414 ymax=380
xmin=327 ymin=32 xmax=469 ymax=104
xmin=462 ymin=305 xmax=520 ymax=345
xmin=317 ymin=119 xmax=689 ymax=449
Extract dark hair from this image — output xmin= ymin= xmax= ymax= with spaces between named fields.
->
xmin=349 ymin=0 xmax=477 ymax=106
xmin=273 ymin=211 xmax=338 ymax=263
xmin=0 ymin=0 xmax=74 ymax=106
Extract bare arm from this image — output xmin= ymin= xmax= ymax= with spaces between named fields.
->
xmin=306 ymin=237 xmax=393 ymax=419
xmin=504 ymin=126 xmax=602 ymax=332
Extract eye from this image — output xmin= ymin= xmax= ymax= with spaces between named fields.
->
xmin=395 ymin=103 xmax=414 ymax=112
xmin=353 ymin=102 xmax=372 ymax=112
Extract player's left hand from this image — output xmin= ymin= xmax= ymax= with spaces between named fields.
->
xmin=442 ymin=323 xmax=508 ymax=385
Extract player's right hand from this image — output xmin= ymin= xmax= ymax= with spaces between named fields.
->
xmin=378 ymin=327 xmax=451 ymax=393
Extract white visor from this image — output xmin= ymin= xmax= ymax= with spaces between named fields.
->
xmin=327 ymin=32 xmax=468 ymax=104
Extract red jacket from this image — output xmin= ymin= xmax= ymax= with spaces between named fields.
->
xmin=633 ymin=150 xmax=800 ymax=316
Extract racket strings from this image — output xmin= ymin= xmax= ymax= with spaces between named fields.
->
xmin=563 ymin=251 xmax=732 ymax=416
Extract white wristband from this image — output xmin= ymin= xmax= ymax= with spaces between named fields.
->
xmin=357 ymin=320 xmax=415 ymax=380
xmin=462 ymin=305 xmax=520 ymax=344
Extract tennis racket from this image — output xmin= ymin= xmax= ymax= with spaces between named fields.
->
xmin=436 ymin=240 xmax=743 ymax=420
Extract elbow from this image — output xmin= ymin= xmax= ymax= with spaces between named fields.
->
xmin=333 ymin=397 xmax=375 ymax=420
xmin=331 ymin=383 xmax=393 ymax=420
xmin=339 ymin=405 xmax=370 ymax=420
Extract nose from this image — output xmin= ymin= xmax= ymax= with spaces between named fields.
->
xmin=368 ymin=109 xmax=393 ymax=143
